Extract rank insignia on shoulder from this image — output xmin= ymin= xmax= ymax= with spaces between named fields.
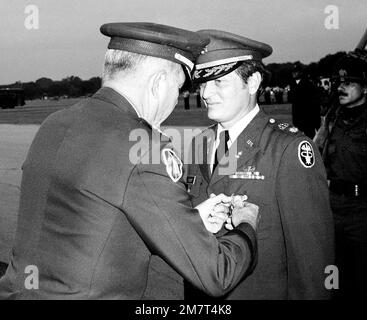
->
xmin=278 ymin=123 xmax=289 ymax=130
xmin=288 ymin=126 xmax=299 ymax=133
xmin=298 ymin=140 xmax=315 ymax=168
xmin=161 ymin=148 xmax=183 ymax=182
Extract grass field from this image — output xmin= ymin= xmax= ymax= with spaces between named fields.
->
xmin=0 ymin=95 xmax=293 ymax=126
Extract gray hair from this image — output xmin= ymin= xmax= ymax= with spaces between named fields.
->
xmin=102 ymin=49 xmax=181 ymax=84
xmin=102 ymin=49 xmax=149 ymax=83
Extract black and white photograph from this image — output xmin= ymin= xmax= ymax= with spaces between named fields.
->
xmin=0 ymin=0 xmax=366 ymax=309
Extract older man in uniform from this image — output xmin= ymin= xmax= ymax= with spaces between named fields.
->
xmin=0 ymin=23 xmax=260 ymax=299
xmin=185 ymin=29 xmax=335 ymax=300
xmin=317 ymin=52 xmax=367 ymax=299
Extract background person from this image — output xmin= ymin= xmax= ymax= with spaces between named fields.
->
xmin=316 ymin=51 xmax=367 ymax=299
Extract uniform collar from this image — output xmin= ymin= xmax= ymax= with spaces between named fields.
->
xmin=93 ymin=86 xmax=142 ymax=121
xmin=208 ymin=108 xmax=270 ymax=185
xmin=337 ymin=101 xmax=367 ymax=127
xmin=217 ymin=104 xmax=260 ymax=147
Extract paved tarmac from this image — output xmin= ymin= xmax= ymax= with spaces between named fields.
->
xmin=0 ymin=125 xmax=39 ymax=264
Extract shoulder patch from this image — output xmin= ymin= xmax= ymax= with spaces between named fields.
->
xmin=298 ymin=140 xmax=315 ymax=168
xmin=161 ymin=148 xmax=183 ymax=182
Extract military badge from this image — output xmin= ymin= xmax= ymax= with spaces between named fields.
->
xmin=278 ymin=123 xmax=289 ymax=130
xmin=235 ymin=150 xmax=243 ymax=159
xmin=289 ymin=127 xmax=299 ymax=133
xmin=298 ymin=141 xmax=315 ymax=168
xmin=186 ymin=175 xmax=196 ymax=192
xmin=186 ymin=175 xmax=196 ymax=185
xmin=161 ymin=148 xmax=183 ymax=182
xmin=339 ymin=69 xmax=347 ymax=77
xmin=229 ymin=166 xmax=265 ymax=180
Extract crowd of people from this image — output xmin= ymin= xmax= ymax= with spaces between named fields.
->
xmin=0 ymin=21 xmax=366 ymax=300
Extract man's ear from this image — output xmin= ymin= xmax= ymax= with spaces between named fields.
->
xmin=151 ymin=70 xmax=167 ymax=98
xmin=248 ymin=71 xmax=262 ymax=95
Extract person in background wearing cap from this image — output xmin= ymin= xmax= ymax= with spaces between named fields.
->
xmin=0 ymin=23 xmax=261 ymax=299
xmin=184 ymin=29 xmax=335 ymax=300
xmin=315 ymin=51 xmax=367 ymax=299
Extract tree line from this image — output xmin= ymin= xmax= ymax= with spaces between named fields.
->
xmin=0 ymin=76 xmax=102 ymax=100
xmin=0 ymin=51 xmax=347 ymax=100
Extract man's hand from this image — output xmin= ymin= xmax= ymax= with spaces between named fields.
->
xmin=195 ymin=193 xmax=232 ymax=234
xmin=225 ymin=201 xmax=260 ymax=231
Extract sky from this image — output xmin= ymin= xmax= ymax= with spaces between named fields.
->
xmin=0 ymin=0 xmax=366 ymax=85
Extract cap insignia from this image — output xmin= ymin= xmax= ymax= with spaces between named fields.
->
xmin=339 ymin=69 xmax=348 ymax=77
xmin=193 ymin=62 xmax=236 ymax=79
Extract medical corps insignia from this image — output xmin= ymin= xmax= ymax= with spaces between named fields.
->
xmin=161 ymin=148 xmax=183 ymax=182
xmin=298 ymin=141 xmax=315 ymax=168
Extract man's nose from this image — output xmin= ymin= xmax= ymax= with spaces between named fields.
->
xmin=201 ymin=81 xmax=214 ymax=100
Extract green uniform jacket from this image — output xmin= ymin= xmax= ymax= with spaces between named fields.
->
xmin=185 ymin=109 xmax=335 ymax=299
xmin=0 ymin=87 xmax=257 ymax=299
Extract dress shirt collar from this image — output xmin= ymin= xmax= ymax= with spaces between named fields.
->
xmin=216 ymin=104 xmax=260 ymax=147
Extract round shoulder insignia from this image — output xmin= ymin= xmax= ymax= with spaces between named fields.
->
xmin=161 ymin=148 xmax=183 ymax=182
xmin=298 ymin=140 xmax=315 ymax=168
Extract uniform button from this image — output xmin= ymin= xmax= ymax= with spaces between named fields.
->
xmin=269 ymin=118 xmax=275 ymax=124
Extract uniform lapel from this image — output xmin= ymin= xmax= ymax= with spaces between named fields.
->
xmin=209 ymin=110 xmax=270 ymax=187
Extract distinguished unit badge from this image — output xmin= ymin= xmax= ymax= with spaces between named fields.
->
xmin=161 ymin=148 xmax=183 ymax=182
xmin=298 ymin=141 xmax=315 ymax=168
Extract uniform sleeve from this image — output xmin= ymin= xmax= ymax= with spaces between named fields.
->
xmin=122 ymin=162 xmax=257 ymax=297
xmin=276 ymin=137 xmax=335 ymax=299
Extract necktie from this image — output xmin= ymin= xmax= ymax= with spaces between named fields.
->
xmin=213 ymin=130 xmax=229 ymax=172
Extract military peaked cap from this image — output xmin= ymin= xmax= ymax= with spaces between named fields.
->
xmin=331 ymin=51 xmax=367 ymax=84
xmin=193 ymin=29 xmax=272 ymax=82
xmin=100 ymin=22 xmax=210 ymax=73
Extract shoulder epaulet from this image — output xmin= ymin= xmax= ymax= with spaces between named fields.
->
xmin=267 ymin=118 xmax=301 ymax=136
